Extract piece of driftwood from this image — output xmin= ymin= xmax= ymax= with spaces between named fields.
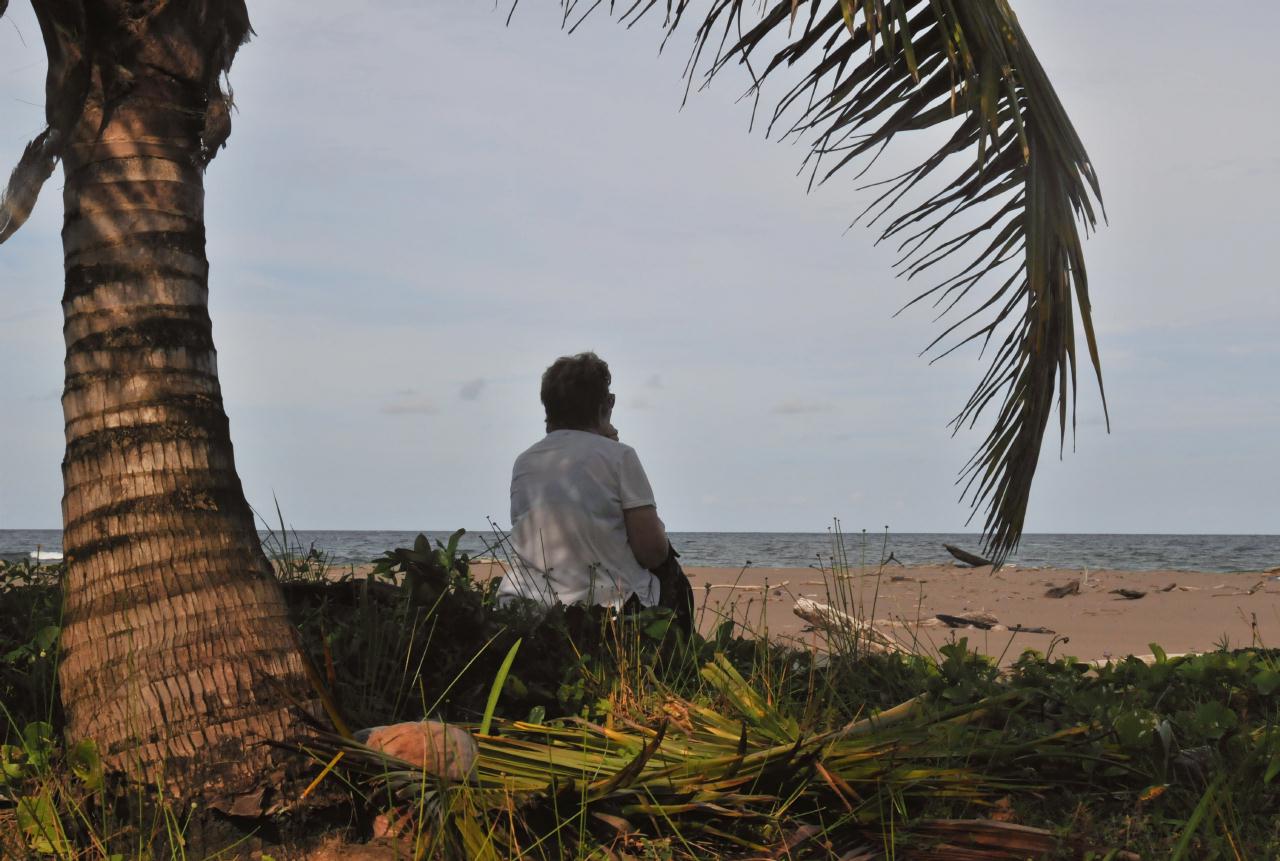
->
xmin=793 ymin=597 xmax=905 ymax=653
xmin=1110 ymin=588 xmax=1146 ymax=600
xmin=934 ymin=612 xmax=1055 ymax=635
xmin=1160 ymin=582 xmax=1178 ymax=592
xmin=706 ymin=581 xmax=789 ymax=591
xmin=944 ymin=544 xmax=994 ymax=567
xmin=1006 ymin=624 xmax=1056 ymax=634
xmin=1045 ymin=581 xmax=1081 ymax=598
xmin=935 ymin=612 xmax=999 ymax=630
xmin=1211 ymin=579 xmax=1267 ymax=598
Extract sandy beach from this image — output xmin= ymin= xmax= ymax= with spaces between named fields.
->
xmin=684 ymin=564 xmax=1280 ymax=664
xmin=464 ymin=561 xmax=1280 ymax=664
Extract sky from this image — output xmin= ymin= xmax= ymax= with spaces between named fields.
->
xmin=1 ymin=1 xmax=1277 ymax=535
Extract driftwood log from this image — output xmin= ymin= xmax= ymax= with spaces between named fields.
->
xmin=935 ymin=612 xmax=998 ymax=630
xmin=944 ymin=544 xmax=995 ymax=567
xmin=1045 ymin=581 xmax=1081 ymax=599
xmin=793 ymin=598 xmax=906 ymax=653
xmin=1110 ymin=588 xmax=1146 ymax=600
xmin=934 ymin=613 xmax=1055 ymax=635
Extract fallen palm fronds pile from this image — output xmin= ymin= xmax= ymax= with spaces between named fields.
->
xmin=305 ymin=654 xmax=1122 ymax=859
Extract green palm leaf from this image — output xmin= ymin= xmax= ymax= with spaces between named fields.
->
xmin=554 ymin=0 xmax=1106 ymax=562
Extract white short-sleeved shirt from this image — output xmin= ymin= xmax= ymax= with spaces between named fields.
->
xmin=497 ymin=429 xmax=660 ymax=609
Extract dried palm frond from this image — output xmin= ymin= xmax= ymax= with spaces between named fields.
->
xmin=546 ymin=0 xmax=1105 ymax=563
xmin=904 ymin=818 xmax=1058 ymax=860
xmin=302 ymin=655 xmax=1116 ymax=857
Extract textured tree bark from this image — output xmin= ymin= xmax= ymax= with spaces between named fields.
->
xmin=54 ymin=58 xmax=319 ymax=802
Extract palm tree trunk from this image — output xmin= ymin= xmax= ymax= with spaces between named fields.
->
xmin=55 ymin=66 xmax=318 ymax=801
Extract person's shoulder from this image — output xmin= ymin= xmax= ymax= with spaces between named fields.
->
xmin=605 ymin=440 xmax=645 ymax=469
xmin=558 ymin=431 xmax=640 ymax=466
xmin=515 ymin=434 xmax=558 ymax=463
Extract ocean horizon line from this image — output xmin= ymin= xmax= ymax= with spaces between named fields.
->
xmin=4 ymin=528 xmax=1279 ymax=574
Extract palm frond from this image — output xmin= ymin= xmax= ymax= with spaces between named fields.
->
xmin=550 ymin=0 xmax=1105 ymax=563
xmin=0 ymin=129 xmax=58 ymax=245
xmin=302 ymin=655 xmax=1113 ymax=856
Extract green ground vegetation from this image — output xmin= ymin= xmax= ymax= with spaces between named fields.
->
xmin=2 ymin=536 xmax=1280 ymax=859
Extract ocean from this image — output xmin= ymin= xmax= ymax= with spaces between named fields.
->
xmin=1 ymin=529 xmax=1278 ymax=573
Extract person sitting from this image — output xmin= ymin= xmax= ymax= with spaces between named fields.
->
xmin=496 ymin=352 xmax=693 ymax=634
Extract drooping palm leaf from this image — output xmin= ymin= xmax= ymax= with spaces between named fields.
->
xmin=549 ymin=0 xmax=1106 ymax=562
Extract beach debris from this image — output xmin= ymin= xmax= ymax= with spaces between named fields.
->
xmin=1110 ymin=588 xmax=1146 ymax=600
xmin=890 ymin=575 xmax=922 ymax=583
xmin=707 ymin=581 xmax=789 ymax=591
xmin=934 ymin=612 xmax=1055 ymax=635
xmin=944 ymin=544 xmax=994 ymax=567
xmin=1160 ymin=582 xmax=1178 ymax=592
xmin=1211 ymin=579 xmax=1267 ymax=598
xmin=936 ymin=612 xmax=999 ymax=630
xmin=1267 ymin=565 xmax=1280 ymax=574
xmin=793 ymin=597 xmax=905 ymax=653
xmin=1045 ymin=581 xmax=1081 ymax=599
xmin=883 ymin=551 xmax=905 ymax=566
xmin=1006 ymin=624 xmax=1056 ymax=634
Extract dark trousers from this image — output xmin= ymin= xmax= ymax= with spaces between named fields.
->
xmin=650 ymin=545 xmax=695 ymax=637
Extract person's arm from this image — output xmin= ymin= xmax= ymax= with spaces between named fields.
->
xmin=617 ymin=444 xmax=667 ymax=569
xmin=624 ymin=505 xmax=668 ymax=570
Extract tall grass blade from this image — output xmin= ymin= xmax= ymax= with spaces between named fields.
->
xmin=479 ymin=638 xmax=521 ymax=736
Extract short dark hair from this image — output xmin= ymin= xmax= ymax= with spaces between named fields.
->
xmin=541 ymin=352 xmax=611 ymax=431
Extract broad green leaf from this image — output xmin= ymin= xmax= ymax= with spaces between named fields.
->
xmin=1253 ymin=668 xmax=1280 ymax=696
xmin=16 ymin=791 xmax=70 ymax=857
xmin=68 ymin=739 xmax=103 ymax=790
xmin=1190 ymin=701 xmax=1238 ymax=740
xmin=33 ymin=625 xmax=60 ymax=652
